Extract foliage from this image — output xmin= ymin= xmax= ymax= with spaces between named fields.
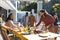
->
xmin=52 ymin=3 xmax=60 ymax=20
xmin=21 ymin=2 xmax=37 ymax=13
xmin=52 ymin=3 xmax=60 ymax=14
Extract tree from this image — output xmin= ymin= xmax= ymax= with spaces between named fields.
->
xmin=52 ymin=3 xmax=60 ymax=20
xmin=21 ymin=2 xmax=37 ymax=13
xmin=52 ymin=3 xmax=60 ymax=13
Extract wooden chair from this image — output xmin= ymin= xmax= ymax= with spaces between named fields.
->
xmin=49 ymin=26 xmax=58 ymax=33
xmin=0 ymin=30 xmax=10 ymax=40
xmin=1 ymin=25 xmax=14 ymax=40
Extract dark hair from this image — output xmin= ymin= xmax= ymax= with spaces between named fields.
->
xmin=40 ymin=9 xmax=47 ymax=16
xmin=26 ymin=12 xmax=28 ymax=16
xmin=30 ymin=12 xmax=32 ymax=14
xmin=6 ymin=13 xmax=13 ymax=22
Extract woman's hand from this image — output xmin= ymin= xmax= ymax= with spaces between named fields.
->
xmin=33 ymin=26 xmax=36 ymax=31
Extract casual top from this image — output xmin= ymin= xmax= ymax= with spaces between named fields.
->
xmin=22 ymin=16 xmax=29 ymax=26
xmin=36 ymin=14 xmax=55 ymax=27
xmin=29 ymin=15 xmax=36 ymax=26
xmin=5 ymin=20 xmax=16 ymax=28
xmin=54 ymin=19 xmax=58 ymax=26
xmin=25 ymin=16 xmax=29 ymax=26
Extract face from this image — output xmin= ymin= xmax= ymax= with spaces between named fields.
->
xmin=10 ymin=14 xmax=14 ymax=19
xmin=54 ymin=15 xmax=58 ymax=19
xmin=39 ymin=12 xmax=44 ymax=16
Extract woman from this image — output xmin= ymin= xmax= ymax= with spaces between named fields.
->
xmin=35 ymin=10 xmax=55 ymax=31
xmin=21 ymin=12 xmax=29 ymax=27
xmin=53 ymin=13 xmax=58 ymax=26
xmin=5 ymin=13 xmax=17 ymax=29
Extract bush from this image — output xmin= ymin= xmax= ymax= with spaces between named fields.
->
xmin=21 ymin=2 xmax=37 ymax=13
xmin=52 ymin=3 xmax=60 ymax=20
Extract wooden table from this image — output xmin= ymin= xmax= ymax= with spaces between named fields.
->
xmin=2 ymin=24 xmax=60 ymax=40
xmin=23 ymin=32 xmax=59 ymax=40
xmin=23 ymin=34 xmax=47 ymax=40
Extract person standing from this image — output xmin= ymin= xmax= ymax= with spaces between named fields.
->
xmin=29 ymin=12 xmax=36 ymax=27
xmin=22 ymin=12 xmax=29 ymax=27
xmin=35 ymin=10 xmax=55 ymax=32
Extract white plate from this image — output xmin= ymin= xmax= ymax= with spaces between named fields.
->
xmin=21 ymin=32 xmax=30 ymax=35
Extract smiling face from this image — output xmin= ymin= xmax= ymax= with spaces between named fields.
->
xmin=39 ymin=12 xmax=44 ymax=16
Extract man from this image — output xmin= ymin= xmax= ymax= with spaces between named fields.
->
xmin=29 ymin=12 xmax=36 ymax=27
xmin=22 ymin=12 xmax=29 ymax=27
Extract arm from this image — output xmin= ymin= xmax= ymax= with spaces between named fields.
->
xmin=34 ymin=16 xmax=36 ymax=23
xmin=36 ymin=18 xmax=41 ymax=27
xmin=8 ymin=20 xmax=17 ymax=28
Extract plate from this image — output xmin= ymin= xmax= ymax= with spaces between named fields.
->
xmin=39 ymin=34 xmax=49 ymax=38
xmin=21 ymin=32 xmax=30 ymax=35
xmin=39 ymin=32 xmax=51 ymax=37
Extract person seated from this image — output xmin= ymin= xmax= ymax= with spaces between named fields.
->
xmin=5 ymin=13 xmax=19 ymax=29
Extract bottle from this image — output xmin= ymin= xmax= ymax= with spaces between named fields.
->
xmin=25 ymin=25 xmax=28 ymax=32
